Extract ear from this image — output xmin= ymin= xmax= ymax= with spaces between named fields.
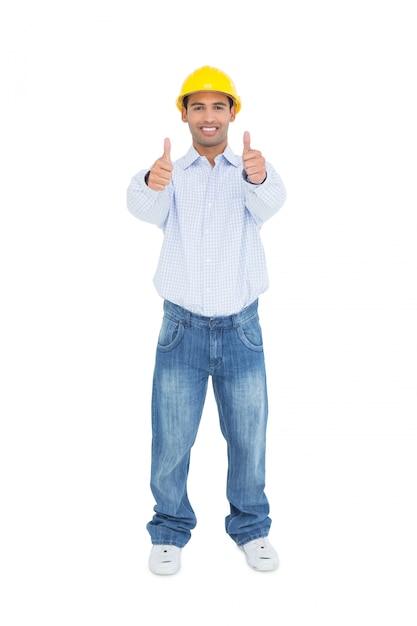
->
xmin=181 ymin=107 xmax=188 ymax=123
xmin=230 ymin=106 xmax=236 ymax=122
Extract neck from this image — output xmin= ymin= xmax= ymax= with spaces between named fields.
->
xmin=193 ymin=141 xmax=227 ymax=167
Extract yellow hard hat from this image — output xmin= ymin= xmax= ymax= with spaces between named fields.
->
xmin=176 ymin=66 xmax=241 ymax=114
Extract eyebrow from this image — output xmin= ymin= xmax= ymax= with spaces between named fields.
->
xmin=189 ymin=101 xmax=228 ymax=108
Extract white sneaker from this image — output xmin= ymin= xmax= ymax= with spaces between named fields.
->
xmin=149 ymin=544 xmax=181 ymax=575
xmin=240 ymin=537 xmax=279 ymax=571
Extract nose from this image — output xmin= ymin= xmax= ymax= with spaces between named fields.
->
xmin=203 ymin=107 xmax=216 ymax=123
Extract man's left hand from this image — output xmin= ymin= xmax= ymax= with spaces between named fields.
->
xmin=242 ymin=131 xmax=267 ymax=184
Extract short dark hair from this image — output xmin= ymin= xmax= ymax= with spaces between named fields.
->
xmin=182 ymin=94 xmax=234 ymax=111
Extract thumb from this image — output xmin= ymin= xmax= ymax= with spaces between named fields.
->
xmin=243 ymin=131 xmax=251 ymax=153
xmin=163 ymin=137 xmax=171 ymax=161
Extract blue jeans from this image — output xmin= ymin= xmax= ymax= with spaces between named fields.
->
xmin=147 ymin=299 xmax=272 ymax=548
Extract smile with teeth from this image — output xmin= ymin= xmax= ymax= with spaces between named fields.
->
xmin=200 ymin=126 xmax=218 ymax=134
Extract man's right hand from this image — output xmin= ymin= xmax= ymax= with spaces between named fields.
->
xmin=146 ymin=138 xmax=173 ymax=191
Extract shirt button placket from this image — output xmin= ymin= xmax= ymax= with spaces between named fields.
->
xmin=203 ymin=173 xmax=215 ymax=312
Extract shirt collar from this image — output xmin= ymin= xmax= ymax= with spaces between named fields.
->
xmin=180 ymin=144 xmax=238 ymax=170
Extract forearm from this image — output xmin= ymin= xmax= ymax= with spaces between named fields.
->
xmin=127 ymin=170 xmax=171 ymax=227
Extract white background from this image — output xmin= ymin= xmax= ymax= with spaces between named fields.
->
xmin=1 ymin=1 xmax=416 ymax=624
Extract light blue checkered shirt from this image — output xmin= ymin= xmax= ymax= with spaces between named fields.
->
xmin=127 ymin=145 xmax=286 ymax=316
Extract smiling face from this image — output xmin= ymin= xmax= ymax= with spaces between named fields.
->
xmin=181 ymin=91 xmax=236 ymax=160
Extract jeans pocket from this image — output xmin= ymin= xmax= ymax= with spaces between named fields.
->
xmin=157 ymin=316 xmax=185 ymax=352
xmin=236 ymin=315 xmax=264 ymax=352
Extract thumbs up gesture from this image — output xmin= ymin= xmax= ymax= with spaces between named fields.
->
xmin=146 ymin=138 xmax=173 ymax=190
xmin=242 ymin=131 xmax=266 ymax=184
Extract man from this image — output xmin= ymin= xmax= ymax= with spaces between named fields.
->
xmin=127 ymin=66 xmax=286 ymax=575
